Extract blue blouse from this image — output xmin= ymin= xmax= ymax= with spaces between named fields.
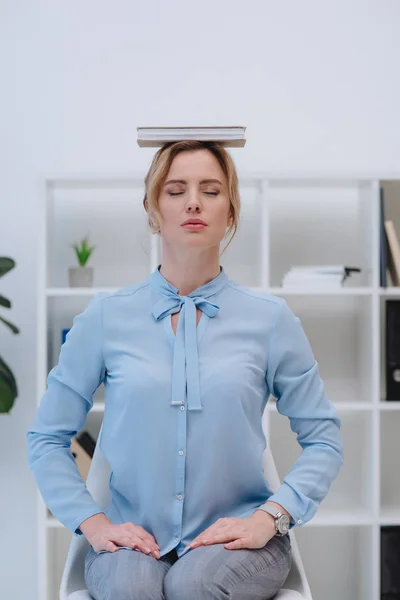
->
xmin=27 ymin=265 xmax=343 ymax=558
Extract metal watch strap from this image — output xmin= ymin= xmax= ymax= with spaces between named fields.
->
xmin=256 ymin=504 xmax=288 ymax=536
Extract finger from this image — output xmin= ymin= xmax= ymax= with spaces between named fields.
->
xmin=190 ymin=522 xmax=226 ymax=547
xmin=140 ymin=533 xmax=160 ymax=551
xmin=132 ymin=536 xmax=160 ymax=558
xmin=106 ymin=540 xmax=119 ymax=552
xmin=130 ymin=525 xmax=160 ymax=550
xmin=135 ymin=534 xmax=161 ymax=555
xmin=122 ymin=524 xmax=160 ymax=551
xmin=224 ymin=538 xmax=249 ymax=550
xmin=119 ymin=534 xmax=159 ymax=555
xmin=191 ymin=530 xmax=238 ymax=548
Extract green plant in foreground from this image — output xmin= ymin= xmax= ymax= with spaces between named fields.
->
xmin=0 ymin=257 xmax=19 ymax=414
xmin=72 ymin=236 xmax=96 ymax=267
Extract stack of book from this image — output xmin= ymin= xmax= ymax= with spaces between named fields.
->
xmin=281 ymin=265 xmax=361 ymax=289
xmin=136 ymin=125 xmax=246 ymax=147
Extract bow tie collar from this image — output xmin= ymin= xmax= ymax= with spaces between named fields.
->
xmin=150 ymin=265 xmax=228 ymax=411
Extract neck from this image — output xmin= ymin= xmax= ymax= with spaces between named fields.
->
xmin=159 ymin=249 xmax=221 ymax=296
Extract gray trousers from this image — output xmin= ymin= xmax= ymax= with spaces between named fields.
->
xmin=84 ymin=533 xmax=291 ymax=600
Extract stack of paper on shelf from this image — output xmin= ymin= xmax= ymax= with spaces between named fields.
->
xmin=281 ymin=265 xmax=361 ymax=289
xmin=137 ymin=125 xmax=246 ymax=147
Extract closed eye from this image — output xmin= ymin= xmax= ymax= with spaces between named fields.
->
xmin=168 ymin=192 xmax=219 ymax=196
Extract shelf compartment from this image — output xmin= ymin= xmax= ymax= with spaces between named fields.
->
xmin=308 ymin=508 xmax=373 ymax=526
xmin=46 ymin=180 xmax=153 ymax=288
xmin=269 ymin=409 xmax=373 ymax=513
xmin=268 ymin=180 xmax=376 ymax=288
xmin=278 ymin=294 xmax=374 ymax=404
xmin=46 ymin=296 xmax=104 ymax=375
xmin=295 ymin=525 xmax=373 ymax=600
xmin=47 ymin=527 xmax=72 ymax=600
xmin=381 ymin=411 xmax=400 ymax=513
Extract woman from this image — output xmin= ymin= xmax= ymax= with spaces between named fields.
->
xmin=27 ymin=141 xmax=344 ymax=600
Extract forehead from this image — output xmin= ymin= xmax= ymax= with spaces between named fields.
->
xmin=167 ymin=150 xmax=225 ymax=181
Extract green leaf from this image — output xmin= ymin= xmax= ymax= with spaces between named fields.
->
xmin=0 ymin=257 xmax=16 ymax=278
xmin=0 ymin=355 xmax=18 ymax=413
xmin=0 ymin=355 xmax=17 ymax=396
xmin=0 ymin=315 xmax=19 ymax=334
xmin=72 ymin=239 xmax=95 ymax=266
xmin=0 ymin=295 xmax=11 ymax=309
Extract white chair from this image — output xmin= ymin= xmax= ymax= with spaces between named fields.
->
xmin=60 ymin=429 xmax=313 ymax=600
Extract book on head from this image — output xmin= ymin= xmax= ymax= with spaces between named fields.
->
xmin=137 ymin=126 xmax=246 ymax=147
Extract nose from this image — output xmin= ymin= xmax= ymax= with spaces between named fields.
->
xmin=186 ymin=188 xmax=201 ymax=212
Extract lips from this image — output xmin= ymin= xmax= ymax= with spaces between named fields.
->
xmin=181 ymin=219 xmax=207 ymax=226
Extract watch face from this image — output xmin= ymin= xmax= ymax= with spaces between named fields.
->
xmin=277 ymin=514 xmax=290 ymax=534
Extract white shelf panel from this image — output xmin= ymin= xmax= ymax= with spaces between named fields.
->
xmin=379 ymin=401 xmax=400 ymax=410
xmin=380 ymin=507 xmax=400 ymax=526
xmin=379 ymin=287 xmax=400 ymax=296
xmin=310 ymin=508 xmax=373 ymax=527
xmin=47 ymin=287 xmax=119 ymax=296
xmin=48 ymin=286 xmax=376 ymax=298
xmin=269 ymin=286 xmax=373 ymax=296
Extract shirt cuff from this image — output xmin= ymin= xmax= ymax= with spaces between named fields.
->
xmin=265 ymin=483 xmax=306 ymax=528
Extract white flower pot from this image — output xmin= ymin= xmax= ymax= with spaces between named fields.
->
xmin=68 ymin=266 xmax=94 ymax=287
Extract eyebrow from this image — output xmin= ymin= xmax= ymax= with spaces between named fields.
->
xmin=164 ymin=178 xmax=223 ymax=186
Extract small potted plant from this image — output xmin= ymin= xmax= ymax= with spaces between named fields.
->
xmin=68 ymin=235 xmax=96 ymax=287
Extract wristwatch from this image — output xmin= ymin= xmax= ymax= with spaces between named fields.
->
xmin=256 ymin=504 xmax=290 ymax=537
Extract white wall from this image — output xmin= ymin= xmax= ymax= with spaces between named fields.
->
xmin=1 ymin=1 xmax=399 ymax=597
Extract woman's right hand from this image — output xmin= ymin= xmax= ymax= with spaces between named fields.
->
xmin=79 ymin=513 xmax=161 ymax=558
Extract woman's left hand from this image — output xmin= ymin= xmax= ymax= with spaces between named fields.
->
xmin=184 ymin=511 xmax=276 ymax=551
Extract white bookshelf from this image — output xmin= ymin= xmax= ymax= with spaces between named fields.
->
xmin=35 ymin=173 xmax=400 ymax=600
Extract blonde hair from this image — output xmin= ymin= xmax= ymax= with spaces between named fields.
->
xmin=143 ymin=141 xmax=240 ymax=254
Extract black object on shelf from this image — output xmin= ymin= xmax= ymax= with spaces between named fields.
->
xmin=76 ymin=431 xmax=96 ymax=458
xmin=381 ymin=526 xmax=400 ymax=599
xmin=386 ymin=300 xmax=400 ymax=401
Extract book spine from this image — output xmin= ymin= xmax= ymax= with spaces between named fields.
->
xmin=380 ymin=187 xmax=387 ymax=287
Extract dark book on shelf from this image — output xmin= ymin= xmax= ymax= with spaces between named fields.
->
xmin=76 ymin=431 xmax=96 ymax=458
xmin=71 ymin=431 xmax=96 ymax=482
xmin=385 ymin=300 xmax=400 ymax=401
xmin=381 ymin=526 xmax=400 ymax=598
xmin=380 ymin=187 xmax=388 ymax=287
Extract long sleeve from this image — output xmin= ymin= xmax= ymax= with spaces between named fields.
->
xmin=263 ymin=297 xmax=344 ymax=527
xmin=27 ymin=292 xmax=107 ymax=534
